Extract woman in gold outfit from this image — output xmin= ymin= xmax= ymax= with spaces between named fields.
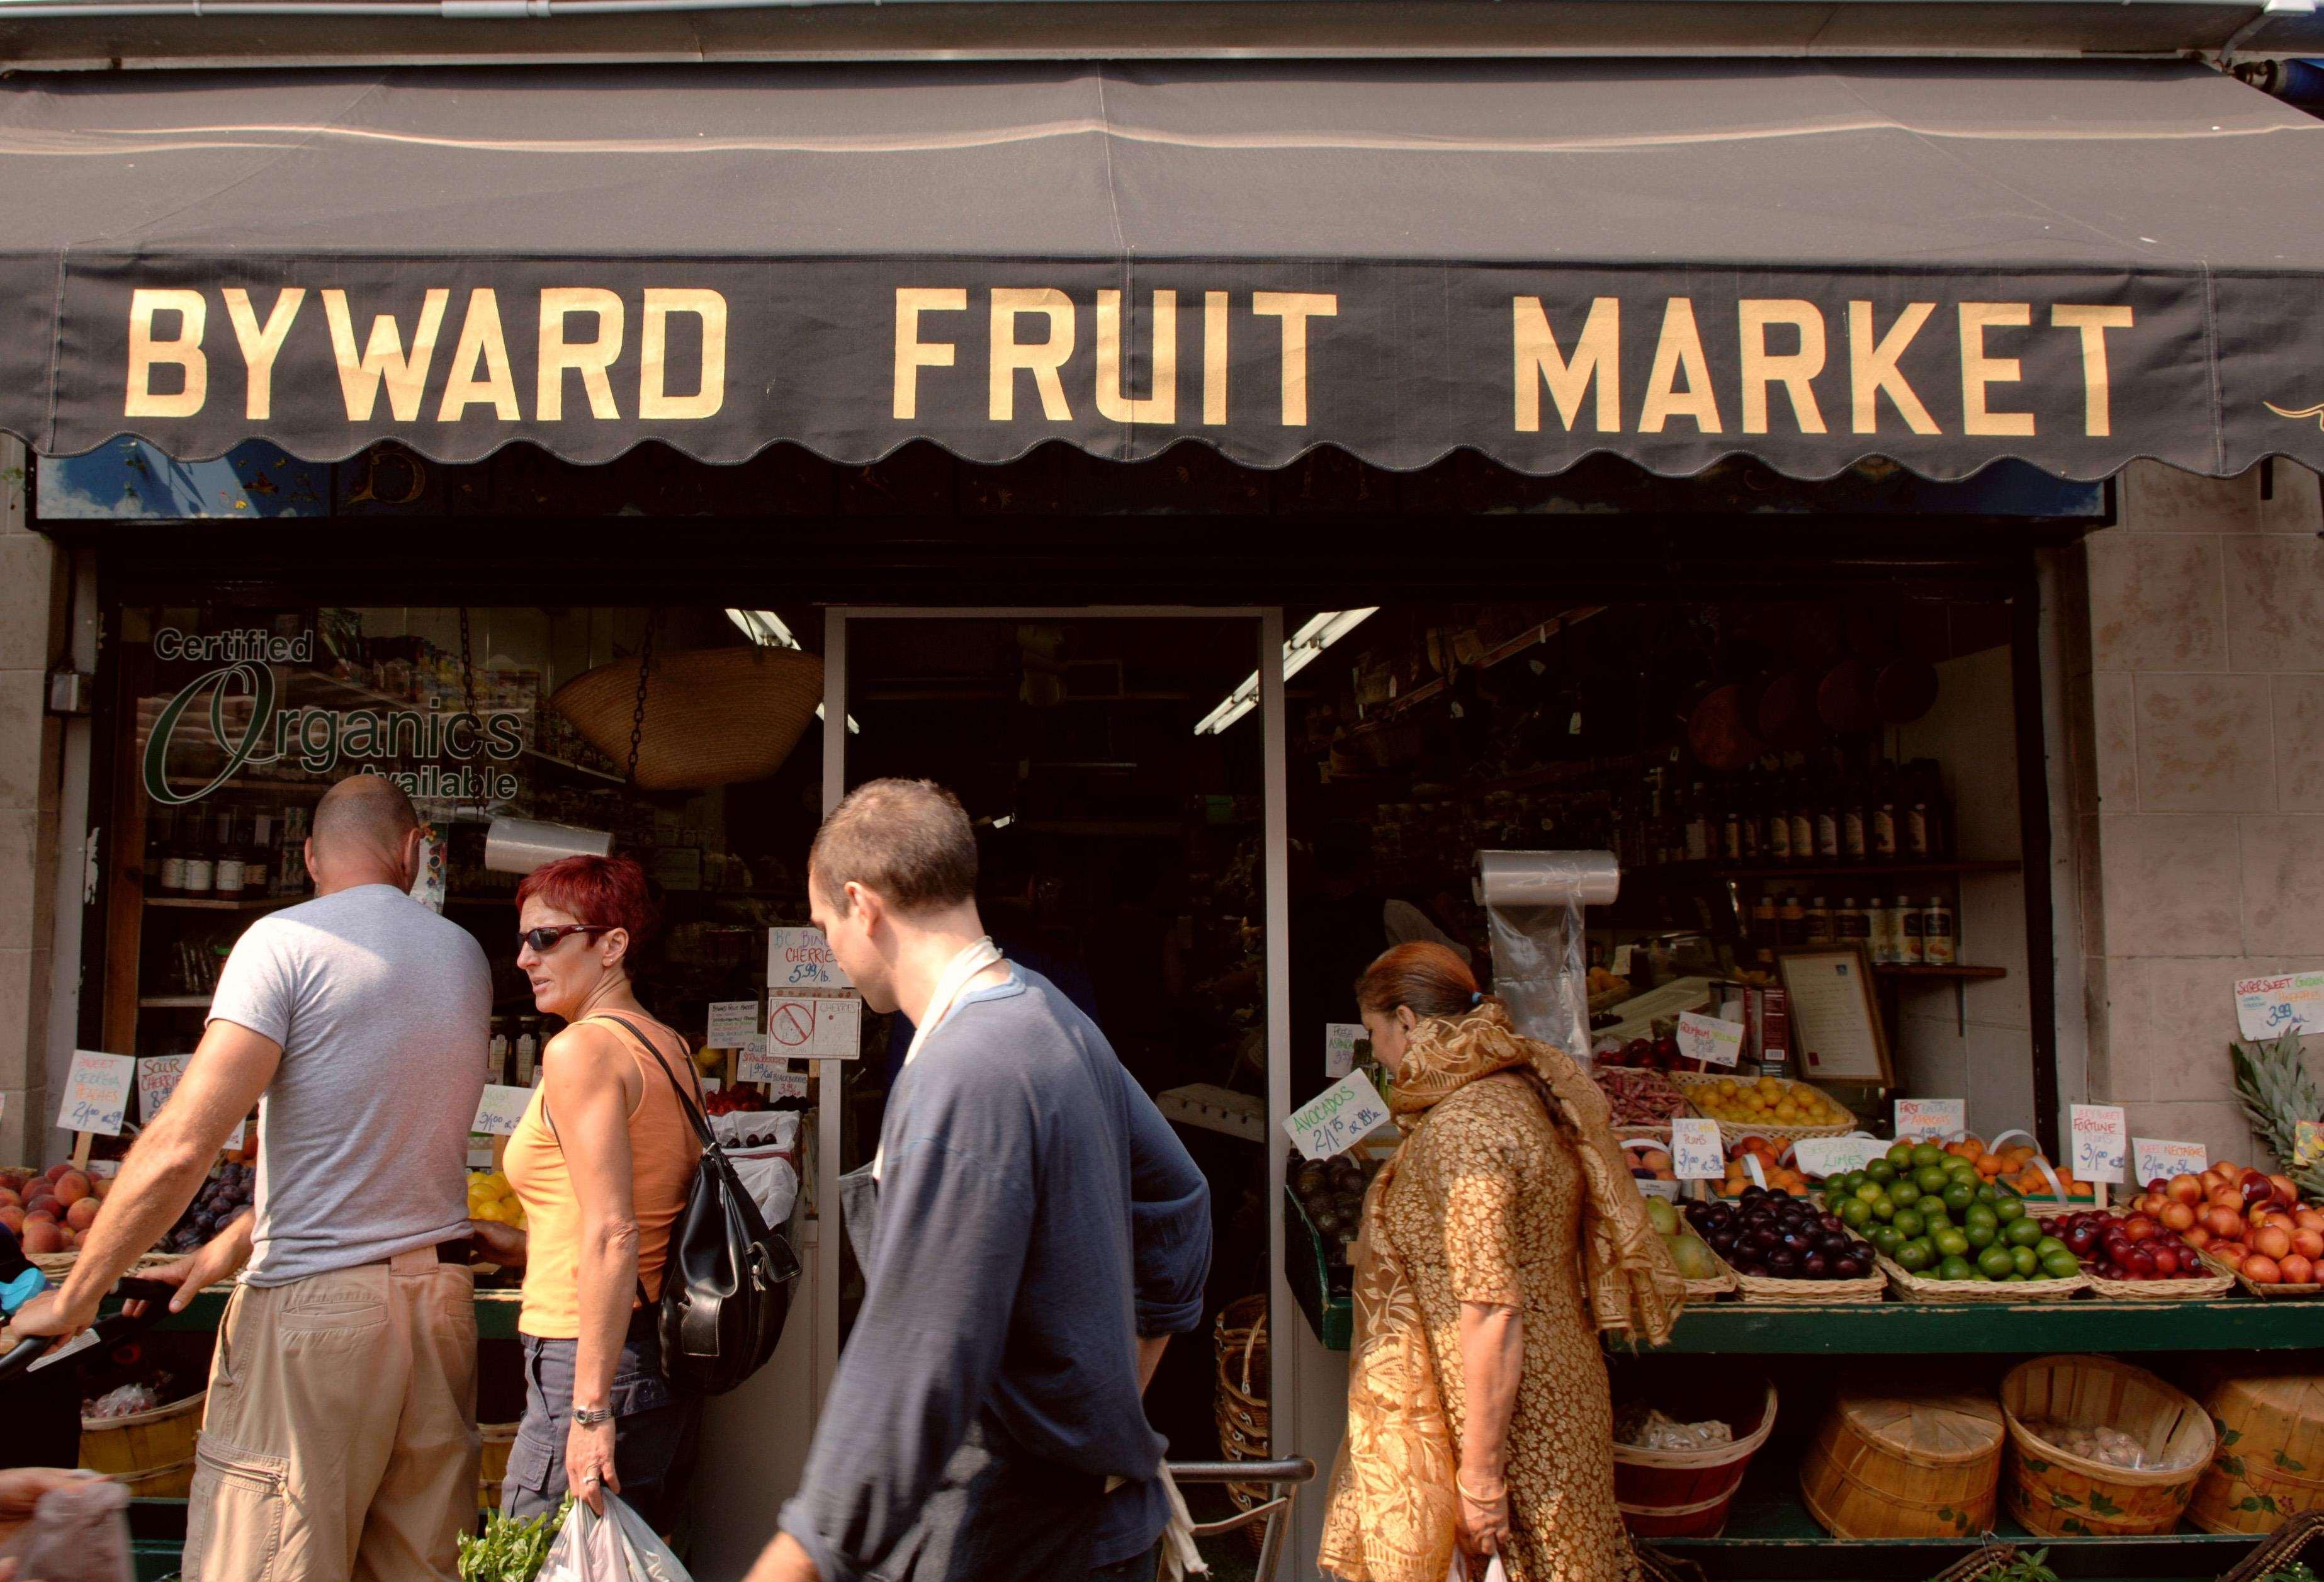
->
xmin=1320 ymin=943 xmax=1684 ymax=1582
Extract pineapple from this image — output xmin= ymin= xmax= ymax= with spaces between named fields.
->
xmin=2230 ymin=1027 xmax=2324 ymax=1201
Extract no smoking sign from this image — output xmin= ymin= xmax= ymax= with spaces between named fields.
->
xmin=770 ymin=995 xmax=863 ymax=1059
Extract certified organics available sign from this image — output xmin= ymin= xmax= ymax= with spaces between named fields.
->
xmin=142 ymin=626 xmax=524 ymax=805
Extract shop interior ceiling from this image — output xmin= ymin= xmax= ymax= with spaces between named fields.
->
xmin=59 ymin=441 xmax=2105 ymax=609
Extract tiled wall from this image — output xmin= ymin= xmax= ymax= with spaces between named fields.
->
xmin=0 ymin=439 xmax=65 ymax=1164
xmin=2063 ymin=458 xmax=2324 ymax=1167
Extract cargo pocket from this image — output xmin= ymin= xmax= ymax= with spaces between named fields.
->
xmin=182 ymin=1437 xmax=288 ymax=1582
xmin=500 ymin=1428 xmax=561 ymax=1518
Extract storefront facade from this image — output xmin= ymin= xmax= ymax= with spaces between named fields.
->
xmin=1 ymin=31 xmax=2323 ymax=1582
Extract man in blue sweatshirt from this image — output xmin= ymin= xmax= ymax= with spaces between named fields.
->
xmin=749 ymin=779 xmax=1212 ymax=1582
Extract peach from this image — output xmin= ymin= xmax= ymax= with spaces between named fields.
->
xmin=18 ymin=1218 xmax=63 ymax=1253
xmin=0 ymin=1187 xmax=18 ymax=1211
xmin=2167 ymin=1174 xmax=2206 ymax=1206
xmin=0 ymin=1206 xmax=21 ymax=1235
xmin=0 ymin=1170 xmax=24 ymax=1194
xmin=49 ymin=1171 xmax=89 ymax=1207
xmin=2284 ymin=1254 xmax=2317 ymax=1285
xmin=63 ymin=1197 xmax=98 ymax=1231
xmin=42 ymin=1162 xmax=71 ymax=1184
xmin=2246 ymin=1255 xmax=2284 ymax=1284
xmin=2161 ymin=1202 xmax=2197 ymax=1233
xmin=2255 ymin=1225 xmax=2293 ymax=1260
xmin=89 ymin=1175 xmax=113 ymax=1200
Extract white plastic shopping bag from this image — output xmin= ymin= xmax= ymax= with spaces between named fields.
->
xmin=1442 ymin=1557 xmax=1509 ymax=1582
xmin=537 ymin=1494 xmax=693 ymax=1582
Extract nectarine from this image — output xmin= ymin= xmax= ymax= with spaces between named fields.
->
xmin=2246 ymin=1254 xmax=2284 ymax=1284
xmin=63 ymin=1197 xmax=98 ymax=1231
xmin=2255 ymin=1225 xmax=2293 ymax=1260
xmin=2161 ymin=1202 xmax=2197 ymax=1232
xmin=50 ymin=1170 xmax=89 ymax=1207
xmin=19 ymin=1218 xmax=63 ymax=1253
xmin=2282 ymin=1254 xmax=2317 ymax=1285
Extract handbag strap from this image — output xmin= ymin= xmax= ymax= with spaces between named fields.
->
xmin=591 ymin=1013 xmax=720 ymax=1152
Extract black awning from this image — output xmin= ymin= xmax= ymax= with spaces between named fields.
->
xmin=3 ymin=59 xmax=2320 ymax=480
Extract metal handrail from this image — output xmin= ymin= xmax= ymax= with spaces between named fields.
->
xmin=1165 ymin=1458 xmax=1316 ymax=1582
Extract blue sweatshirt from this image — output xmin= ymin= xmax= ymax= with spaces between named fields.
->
xmin=778 ymin=969 xmax=1212 ymax=1581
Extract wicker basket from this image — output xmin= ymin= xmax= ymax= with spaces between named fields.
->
xmin=1669 ymin=1075 xmax=1854 ymax=1146
xmin=478 ymin=1421 xmax=520 ymax=1514
xmin=1876 ymin=1252 xmax=2089 ymax=1305
xmin=1712 ymin=1241 xmax=1886 ymax=1306
xmin=1212 ymin=1294 xmax=1272 ymax=1547
xmin=1613 ymin=1377 xmax=1777 ymax=1539
xmin=1800 ymin=1384 xmax=2005 ymax=1539
xmin=1924 ymin=1544 xmax=2026 ymax=1582
xmin=80 ymin=1387 xmax=203 ymax=1497
xmin=2065 ymin=1209 xmax=2234 ymax=1300
xmin=2203 ymin=1246 xmax=2324 ymax=1299
xmin=2219 ymin=1506 xmax=2324 ymax=1581
xmin=548 ymin=645 xmax=823 ymax=791
xmin=1999 ymin=1355 xmax=2214 ymax=1537
xmin=2186 ymin=1362 xmax=2324 ymax=1535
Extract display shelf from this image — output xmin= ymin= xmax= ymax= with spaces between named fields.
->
xmin=1875 ymin=963 xmax=2008 ymax=981
xmin=137 ymin=994 xmax=212 ymax=1007
xmin=1654 ymin=1459 xmax=2253 ymax=1580
xmin=1647 ymin=1296 xmax=2320 ymax=1354
xmin=141 ymin=895 xmax=295 ymax=912
xmin=1639 ymin=859 xmax=2024 ymax=884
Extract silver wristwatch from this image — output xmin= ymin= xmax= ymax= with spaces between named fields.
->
xmin=572 ymin=1405 xmax=615 ymax=1428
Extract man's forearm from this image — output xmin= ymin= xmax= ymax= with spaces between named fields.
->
xmin=57 ymin=1133 xmax=227 ymax=1315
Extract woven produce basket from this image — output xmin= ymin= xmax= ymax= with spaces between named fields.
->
xmin=1875 ymin=1252 xmax=2088 ymax=1304
xmin=1924 ymin=1544 xmax=2026 ymax=1582
xmin=2203 ymin=1246 xmax=2324 ymax=1299
xmin=80 ymin=1387 xmax=203 ymax=1498
xmin=2078 ymin=1211 xmax=2233 ymax=1300
xmin=1800 ymin=1383 xmax=2005 ymax=1540
xmin=1669 ymin=1074 xmax=1854 ymax=1146
xmin=1999 ymin=1355 xmax=2214 ymax=1537
xmin=549 ymin=645 xmax=822 ymax=791
xmin=1212 ymin=1294 xmax=1272 ymax=1549
xmin=1596 ymin=1067 xmax=1691 ymax=1144
xmin=2186 ymin=1362 xmax=2324 ymax=1534
xmin=1711 ymin=1233 xmax=1885 ymax=1306
xmin=478 ymin=1421 xmax=519 ymax=1514
xmin=1613 ymin=1377 xmax=1777 ymax=1539
xmin=2218 ymin=1506 xmax=2324 ymax=1581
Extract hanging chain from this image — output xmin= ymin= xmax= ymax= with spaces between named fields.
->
xmin=457 ymin=606 xmax=483 ymax=808
xmin=626 ymin=611 xmax=658 ymax=785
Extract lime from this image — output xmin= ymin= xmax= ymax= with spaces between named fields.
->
xmin=1994 ymin=1196 xmax=2026 ymax=1224
xmin=1887 ymin=1143 xmax=1916 ymax=1169
xmin=1911 ymin=1143 xmax=1945 ymax=1169
xmin=2005 ymin=1218 xmax=2044 ymax=1250
xmin=1896 ymin=1240 xmax=1935 ymax=1272
xmin=1890 ymin=1180 xmax=1923 ymax=1209
xmin=1978 ymin=1245 xmax=2016 ymax=1279
xmin=1871 ymin=1197 xmax=1897 ymax=1223
xmin=1964 ymin=1202 xmax=1999 ymax=1233
xmin=1934 ymin=1228 xmax=1971 ymax=1258
xmin=2041 ymin=1249 xmax=2082 ymax=1280
xmin=1946 ymin=1157 xmax=1977 ymax=1178
xmin=1841 ymin=1198 xmax=1874 ymax=1229
xmin=2011 ymin=1245 xmax=2039 ymax=1276
xmin=1975 ymin=1184 xmax=2000 ymax=1204
xmin=1855 ymin=1181 xmax=1886 ymax=1205
xmin=1871 ymin=1224 xmax=1906 ymax=1257
xmin=1839 ymin=1171 xmax=1867 ymax=1195
xmin=1937 ymin=1255 xmax=1977 ymax=1282
xmin=1891 ymin=1208 xmax=1926 ymax=1239
xmin=1913 ymin=1165 xmax=1949 ymax=1194
xmin=2035 ymin=1236 xmax=2068 ymax=1259
xmin=2004 ymin=1272 xmax=2028 ymax=1282
xmin=1942 ymin=1180 xmax=1978 ymax=1213
xmin=1866 ymin=1159 xmax=1898 ymax=1184
xmin=1920 ymin=1203 xmax=1951 ymax=1229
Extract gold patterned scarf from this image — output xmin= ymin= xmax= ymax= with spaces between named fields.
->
xmin=1317 ymin=1000 xmax=1686 ymax=1582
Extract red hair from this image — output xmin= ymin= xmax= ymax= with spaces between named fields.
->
xmin=1355 ymin=941 xmax=1480 ymax=1020
xmin=517 ymin=854 xmax=658 ymax=971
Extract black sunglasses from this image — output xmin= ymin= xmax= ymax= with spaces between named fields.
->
xmin=519 ymin=924 xmax=614 ymax=952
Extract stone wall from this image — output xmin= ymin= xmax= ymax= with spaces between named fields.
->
xmin=0 ymin=438 xmax=67 ymax=1164
xmin=2062 ymin=458 xmax=2324 ymax=1166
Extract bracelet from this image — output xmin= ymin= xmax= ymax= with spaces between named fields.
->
xmin=1455 ymin=1472 xmax=1503 ymax=1505
xmin=572 ymin=1405 xmax=616 ymax=1428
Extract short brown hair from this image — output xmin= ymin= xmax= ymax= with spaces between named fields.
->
xmin=1355 ymin=941 xmax=1479 ymax=1020
xmin=809 ymin=779 xmax=978 ymax=916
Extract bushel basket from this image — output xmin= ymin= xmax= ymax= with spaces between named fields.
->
xmin=550 ymin=645 xmax=822 ymax=791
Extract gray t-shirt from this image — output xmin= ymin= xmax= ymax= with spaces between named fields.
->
xmin=208 ymin=882 xmax=492 ymax=1286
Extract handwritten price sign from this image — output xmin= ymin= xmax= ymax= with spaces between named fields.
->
xmin=1894 ymin=1097 xmax=1966 ymax=1143
xmin=769 ymin=927 xmax=852 ymax=990
xmin=1285 ymin=1070 xmax=1390 ymax=1160
xmin=1676 ymin=1012 xmax=1745 ymax=1068
xmin=137 ymin=1053 xmax=191 ymax=1123
xmin=1670 ymin=1117 xmax=1725 ymax=1180
xmin=2235 ymin=969 xmax=2324 ymax=1041
xmin=2133 ymin=1137 xmax=2207 ymax=1184
xmin=1324 ymin=1024 xmax=1365 ymax=1079
xmin=707 ymin=1001 xmax=760 ymax=1048
xmin=1792 ymin=1134 xmax=1883 ymax=1178
xmin=471 ymin=1085 xmax=533 ymax=1137
xmin=58 ymin=1051 xmax=135 ymax=1136
xmin=2068 ymin=1103 xmax=2128 ymax=1184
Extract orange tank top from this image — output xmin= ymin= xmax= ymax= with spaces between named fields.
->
xmin=503 ymin=1013 xmax=701 ymax=1340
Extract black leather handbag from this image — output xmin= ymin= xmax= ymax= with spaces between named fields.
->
xmin=599 ymin=1015 xmax=801 ymax=1395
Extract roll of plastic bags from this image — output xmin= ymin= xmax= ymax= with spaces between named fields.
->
xmin=1481 ymin=850 xmax=1618 ymax=1057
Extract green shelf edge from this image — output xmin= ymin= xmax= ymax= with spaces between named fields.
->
xmin=1640 ymin=1296 xmax=2324 ymax=1354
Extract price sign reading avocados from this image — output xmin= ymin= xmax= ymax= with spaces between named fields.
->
xmin=1675 ymin=1012 xmax=1745 ymax=1069
xmin=59 ymin=1051 xmax=135 ymax=1136
xmin=1893 ymin=1097 xmax=1965 ymax=1143
xmin=1670 ymin=1117 xmax=1725 ymax=1180
xmin=1285 ymin=1070 xmax=1390 ymax=1160
xmin=2068 ymin=1103 xmax=2128 ymax=1185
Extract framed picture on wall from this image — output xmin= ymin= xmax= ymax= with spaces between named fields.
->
xmin=1774 ymin=945 xmax=1894 ymax=1087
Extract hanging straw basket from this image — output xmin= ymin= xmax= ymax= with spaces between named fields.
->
xmin=548 ymin=645 xmax=823 ymax=791
xmin=1212 ymin=1294 xmax=1272 ymax=1549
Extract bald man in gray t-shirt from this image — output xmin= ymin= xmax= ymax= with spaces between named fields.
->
xmin=11 ymin=774 xmax=492 ymax=1582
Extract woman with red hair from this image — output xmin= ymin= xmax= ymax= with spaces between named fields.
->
xmin=471 ymin=854 xmax=703 ymax=1532
xmin=1320 ymin=942 xmax=1683 ymax=1582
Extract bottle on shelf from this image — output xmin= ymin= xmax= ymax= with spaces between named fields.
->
xmin=1721 ymin=794 xmax=1744 ymax=864
xmin=1842 ymin=777 xmax=1868 ymax=861
xmin=1868 ymin=896 xmax=1900 ymax=963
xmin=1739 ymin=778 xmax=1763 ymax=862
xmin=1906 ymin=797 xmax=1932 ymax=859
xmin=245 ymin=810 xmax=273 ymax=898
xmin=516 ymin=1017 xmax=543 ymax=1086
xmin=150 ymin=807 xmax=184 ymax=896
xmin=1788 ymin=787 xmax=1815 ymax=867
xmin=1922 ymin=895 xmax=1957 ymax=966
xmin=1898 ymin=895 xmax=1926 ymax=964
xmin=1766 ymin=784 xmax=1793 ymax=862
xmin=1684 ymin=781 xmax=1711 ymax=864
xmin=487 ymin=1017 xmax=510 ymax=1082
xmin=180 ymin=807 xmax=215 ymax=898
xmin=1836 ymin=896 xmax=1868 ymax=948
xmin=1804 ymin=895 xmax=1834 ymax=944
xmin=1814 ymin=779 xmax=1841 ymax=861
xmin=278 ymin=807 xmax=311 ymax=896
xmin=1749 ymin=890 xmax=1778 ymax=941
xmin=1778 ymin=892 xmax=1806 ymax=946
xmin=213 ymin=809 xmax=247 ymax=900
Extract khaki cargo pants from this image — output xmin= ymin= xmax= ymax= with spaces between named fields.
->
xmin=183 ymin=1249 xmax=480 ymax=1582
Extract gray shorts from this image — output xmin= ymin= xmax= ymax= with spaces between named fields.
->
xmin=504 ymin=1315 xmax=701 ymax=1535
